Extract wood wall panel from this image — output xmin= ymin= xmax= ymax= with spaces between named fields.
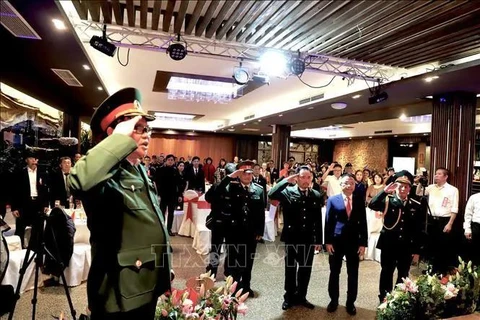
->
xmin=148 ymin=134 xmax=235 ymax=163
xmin=333 ymin=138 xmax=388 ymax=172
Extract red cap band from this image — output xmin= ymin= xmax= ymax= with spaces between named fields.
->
xmin=100 ymin=103 xmax=135 ymax=132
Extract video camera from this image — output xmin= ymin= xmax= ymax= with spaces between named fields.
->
xmin=418 ymin=170 xmax=429 ymax=187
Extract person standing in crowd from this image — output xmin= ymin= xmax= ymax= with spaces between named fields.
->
xmin=213 ymin=158 xmax=227 ymax=185
xmin=186 ymin=156 xmax=205 ymax=193
xmin=175 ymin=161 xmax=187 ymax=210
xmin=155 ymin=154 xmax=178 ymax=236
xmin=268 ymin=160 xmax=279 ymax=183
xmin=69 ymin=88 xmax=172 ymax=319
xmin=73 ymin=153 xmax=82 ymax=165
xmin=209 ymin=161 xmax=265 ymax=297
xmin=49 ymin=156 xmax=73 ymax=208
xmin=366 ymin=173 xmax=385 ymax=205
xmin=252 ymin=164 xmax=268 ymax=208
xmin=260 ymin=162 xmax=271 ymax=185
xmin=325 ymin=174 xmax=367 ymax=316
xmin=203 ymin=157 xmax=216 ymax=185
xmin=343 ymin=162 xmax=353 ymax=175
xmin=369 ymin=172 xmax=423 ymax=303
xmin=205 ymin=163 xmax=237 ymax=277
xmin=354 ymin=169 xmax=367 ymax=201
xmin=11 ymin=153 xmax=49 ymax=248
xmin=322 ymin=163 xmax=343 ymax=198
xmin=268 ymin=166 xmax=324 ymax=310
xmin=464 ymin=192 xmax=480 ymax=267
xmin=279 ymin=161 xmax=290 ymax=179
xmin=142 ymin=155 xmax=156 ymax=179
xmin=416 ymin=167 xmax=459 ymax=274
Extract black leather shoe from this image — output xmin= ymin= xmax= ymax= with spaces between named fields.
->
xmin=346 ymin=303 xmax=357 ymax=315
xmin=299 ymin=299 xmax=315 ymax=309
xmin=245 ymin=288 xmax=255 ymax=298
xmin=327 ymin=301 xmax=338 ymax=313
xmin=168 ymin=231 xmax=175 ymax=236
xmin=282 ymin=301 xmax=292 ymax=310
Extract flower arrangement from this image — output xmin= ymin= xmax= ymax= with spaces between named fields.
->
xmin=155 ymin=272 xmax=249 ymax=320
xmin=377 ymin=257 xmax=480 ymax=320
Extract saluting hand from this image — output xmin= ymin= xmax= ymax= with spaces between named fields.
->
xmin=228 ymin=170 xmax=244 ymax=179
xmin=112 ymin=115 xmax=142 ymax=137
xmin=286 ymin=173 xmax=298 ymax=184
xmin=384 ymin=182 xmax=397 ymax=194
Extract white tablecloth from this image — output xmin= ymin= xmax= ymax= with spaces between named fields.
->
xmin=5 ymin=235 xmax=21 ymax=251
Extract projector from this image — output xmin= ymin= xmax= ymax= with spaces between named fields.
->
xmin=90 ymin=35 xmax=117 ymax=57
xmin=368 ymin=91 xmax=388 ymax=104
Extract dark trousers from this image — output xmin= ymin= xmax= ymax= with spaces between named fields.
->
xmin=90 ymin=300 xmax=157 ymax=320
xmin=328 ymin=240 xmax=359 ymax=304
xmin=225 ymin=234 xmax=257 ymax=291
xmin=379 ymin=244 xmax=413 ymax=301
xmin=284 ymin=243 xmax=315 ymax=302
xmin=468 ymin=222 xmax=480 ymax=267
xmin=160 ymin=196 xmax=176 ymax=232
xmin=428 ymin=217 xmax=456 ymax=274
xmin=15 ymin=198 xmax=42 ymax=248
xmin=208 ymin=223 xmax=228 ymax=275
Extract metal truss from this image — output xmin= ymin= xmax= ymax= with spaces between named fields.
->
xmin=71 ymin=19 xmax=402 ymax=84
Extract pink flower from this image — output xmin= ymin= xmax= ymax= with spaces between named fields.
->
xmin=229 ymin=281 xmax=238 ymax=294
xmin=161 ymin=309 xmax=168 ymax=317
xmin=237 ymin=303 xmax=248 ymax=315
xmin=182 ymin=298 xmax=194 ymax=314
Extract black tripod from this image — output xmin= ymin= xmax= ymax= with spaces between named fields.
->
xmin=8 ymin=213 xmax=77 ymax=320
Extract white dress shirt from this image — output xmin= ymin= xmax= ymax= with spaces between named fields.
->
xmin=323 ymin=175 xmax=342 ymax=198
xmin=27 ymin=167 xmax=38 ymax=197
xmin=464 ymin=193 xmax=480 ymax=234
xmin=424 ymin=182 xmax=459 ymax=217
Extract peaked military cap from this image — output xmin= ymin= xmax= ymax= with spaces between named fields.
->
xmin=393 ymin=170 xmax=414 ymax=185
xmin=236 ymin=160 xmax=255 ymax=173
xmin=90 ymin=87 xmax=155 ymax=135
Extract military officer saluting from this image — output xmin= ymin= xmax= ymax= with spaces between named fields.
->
xmin=209 ymin=160 xmax=265 ymax=297
xmin=69 ymin=88 xmax=173 ymax=319
xmin=368 ymin=171 xmax=424 ymax=303
xmin=268 ymin=166 xmax=324 ymax=310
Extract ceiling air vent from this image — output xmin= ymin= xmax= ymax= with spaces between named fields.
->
xmin=299 ymin=93 xmax=325 ymax=106
xmin=51 ymin=69 xmax=83 ymax=87
xmin=244 ymin=114 xmax=255 ymax=121
xmin=0 ymin=1 xmax=41 ymax=40
xmin=374 ymin=130 xmax=393 ymax=134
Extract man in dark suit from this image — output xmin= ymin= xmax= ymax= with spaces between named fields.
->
xmin=11 ymin=153 xmax=49 ymax=248
xmin=325 ymin=173 xmax=368 ymax=316
xmin=268 ymin=166 xmax=324 ymax=310
xmin=252 ymin=164 xmax=268 ymax=208
xmin=209 ymin=161 xmax=265 ymax=297
xmin=49 ymin=156 xmax=73 ymax=209
xmin=154 ymin=154 xmax=177 ymax=236
xmin=185 ymin=156 xmax=205 ymax=193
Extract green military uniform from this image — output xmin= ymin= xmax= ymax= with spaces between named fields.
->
xmin=69 ymin=133 xmax=171 ymax=315
xmin=210 ymin=174 xmax=265 ymax=294
xmin=268 ymin=178 xmax=324 ymax=305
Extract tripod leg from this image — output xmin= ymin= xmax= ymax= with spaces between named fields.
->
xmin=58 ymin=270 xmax=77 ymax=320
xmin=31 ymin=249 xmax=44 ymax=320
xmin=8 ymin=246 xmax=36 ymax=320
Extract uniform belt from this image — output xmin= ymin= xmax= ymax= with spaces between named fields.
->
xmin=430 ymin=216 xmax=449 ymax=221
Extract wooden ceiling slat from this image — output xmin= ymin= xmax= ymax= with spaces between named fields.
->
xmin=336 ymin=1 xmax=468 ymax=58
xmin=435 ymin=48 xmax=480 ymax=67
xmin=194 ymin=1 xmax=220 ymax=37
xmin=99 ymin=1 xmax=112 ymax=24
xmin=205 ymin=2 xmax=237 ymax=39
xmin=125 ymin=0 xmax=135 ymax=27
xmin=216 ymin=0 xmax=256 ymax=40
xmin=363 ymin=13 xmax=480 ymax=62
xmin=110 ymin=0 xmax=123 ymax=25
xmin=290 ymin=1 xmax=380 ymax=52
xmin=310 ymin=1 xmax=412 ymax=53
xmin=174 ymin=0 xmax=189 ymax=34
xmin=226 ymin=1 xmax=272 ymax=41
xmin=152 ymin=0 xmax=161 ymax=30
xmin=236 ymin=0 xmax=287 ymax=42
xmin=254 ymin=1 xmax=319 ymax=46
xmin=271 ymin=1 xmax=347 ymax=49
xmin=139 ymin=0 xmax=148 ymax=29
xmin=187 ymin=0 xmax=208 ymax=35
xmin=163 ymin=0 xmax=176 ymax=32
xmin=353 ymin=1 xmax=478 ymax=61
xmin=87 ymin=1 xmax=101 ymax=22
xmin=244 ymin=0 xmax=300 ymax=44
xmin=398 ymin=44 xmax=480 ymax=69
xmin=71 ymin=0 xmax=88 ymax=20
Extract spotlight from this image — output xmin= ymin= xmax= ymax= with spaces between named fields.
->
xmin=290 ymin=58 xmax=305 ymax=75
xmin=167 ymin=34 xmax=187 ymax=61
xmin=233 ymin=67 xmax=249 ymax=85
xmin=368 ymin=91 xmax=388 ymax=104
xmin=90 ymin=25 xmax=116 ymax=57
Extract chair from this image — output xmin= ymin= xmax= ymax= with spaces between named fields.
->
xmin=62 ymin=220 xmax=91 ymax=287
xmin=172 ymin=209 xmax=184 ymax=234
xmin=178 ymin=190 xmax=200 ymax=237
xmin=365 ymin=208 xmax=383 ymax=262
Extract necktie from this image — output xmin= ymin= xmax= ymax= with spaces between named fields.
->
xmin=195 ymin=168 xmax=198 ymax=175
xmin=64 ymin=172 xmax=71 ymax=198
xmin=346 ymin=196 xmax=352 ymax=218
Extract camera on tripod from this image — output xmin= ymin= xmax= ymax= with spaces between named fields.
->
xmin=418 ymin=170 xmax=429 ymax=187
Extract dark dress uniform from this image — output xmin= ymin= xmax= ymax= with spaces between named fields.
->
xmin=268 ymin=179 xmax=324 ymax=305
xmin=69 ymin=88 xmax=172 ymax=319
xmin=369 ymin=188 xmax=424 ymax=302
xmin=210 ymin=174 xmax=265 ymax=295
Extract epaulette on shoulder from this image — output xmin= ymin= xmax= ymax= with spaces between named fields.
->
xmin=410 ymin=198 xmax=421 ymax=205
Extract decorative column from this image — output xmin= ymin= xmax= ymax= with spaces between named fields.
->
xmin=271 ymin=125 xmax=291 ymax=171
xmin=430 ymin=91 xmax=477 ymax=213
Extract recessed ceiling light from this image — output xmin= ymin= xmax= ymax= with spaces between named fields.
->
xmin=279 ymin=114 xmax=283 ymax=117
xmin=261 ymin=134 xmax=264 ymax=136
xmin=425 ymin=95 xmax=433 ymax=99
xmin=83 ymin=65 xmax=90 ymax=70
xmin=394 ymin=135 xmax=398 ymax=137
xmin=349 ymin=137 xmax=352 ymax=140
xmin=331 ymin=102 xmax=347 ymax=110
xmin=477 ymin=94 xmax=480 ymax=97
xmin=352 ymin=94 xmax=361 ymax=99
xmin=358 ymin=121 xmax=364 ymax=124
xmin=52 ymin=19 xmax=66 ymax=30
xmin=399 ymin=114 xmax=407 ymax=121
xmin=423 ymin=133 xmax=429 ymax=136
xmin=424 ymin=76 xmax=439 ymax=82
xmin=97 ymin=87 xmax=103 ymax=91
xmin=258 ymin=119 xmax=262 ymax=122
xmin=368 ymin=136 xmax=372 ymax=139
xmin=308 ymin=106 xmax=314 ymax=110
xmin=243 ymin=123 xmax=246 ymax=126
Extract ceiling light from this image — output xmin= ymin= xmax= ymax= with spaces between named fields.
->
xmin=97 ymin=87 xmax=103 ymax=91
xmin=308 ymin=106 xmax=314 ymax=110
xmin=167 ymin=34 xmax=187 ymax=61
xmin=477 ymin=94 xmax=480 ymax=97
xmin=399 ymin=114 xmax=407 ymax=121
xmin=369 ymin=136 xmax=372 ymax=139
xmin=228 ymin=128 xmax=235 ymax=132
xmin=279 ymin=114 xmax=283 ymax=117
xmin=290 ymin=58 xmax=305 ymax=76
xmin=259 ymin=50 xmax=288 ymax=76
xmin=331 ymin=102 xmax=347 ymax=110
xmin=243 ymin=123 xmax=246 ymax=126
xmin=90 ymin=26 xmax=116 ymax=57
xmin=52 ymin=19 xmax=66 ymax=30
xmin=425 ymin=95 xmax=433 ymax=99
xmin=394 ymin=135 xmax=398 ymax=137
xmin=83 ymin=64 xmax=90 ymax=70
xmin=233 ymin=66 xmax=249 ymax=85
xmin=349 ymin=137 xmax=352 ymax=140
xmin=154 ymin=112 xmax=196 ymax=120
xmin=258 ymin=119 xmax=262 ymax=122
xmin=352 ymin=94 xmax=361 ymax=99
xmin=424 ymin=76 xmax=438 ymax=82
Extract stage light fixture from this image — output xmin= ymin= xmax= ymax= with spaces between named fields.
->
xmin=90 ymin=25 xmax=117 ymax=57
xmin=290 ymin=58 xmax=305 ymax=75
xmin=233 ymin=61 xmax=249 ymax=85
xmin=368 ymin=91 xmax=388 ymax=104
xmin=167 ymin=34 xmax=187 ymax=61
